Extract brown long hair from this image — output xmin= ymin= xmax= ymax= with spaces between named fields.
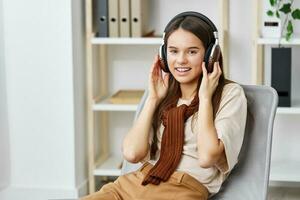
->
xmin=150 ymin=15 xmax=233 ymax=159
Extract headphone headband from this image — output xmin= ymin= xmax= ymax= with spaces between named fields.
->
xmin=164 ymin=11 xmax=218 ymax=33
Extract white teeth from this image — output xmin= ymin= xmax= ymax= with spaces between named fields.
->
xmin=176 ymin=67 xmax=191 ymax=72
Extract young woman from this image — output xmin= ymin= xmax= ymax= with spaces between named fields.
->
xmin=82 ymin=12 xmax=247 ymax=200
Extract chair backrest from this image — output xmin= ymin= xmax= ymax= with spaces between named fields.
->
xmin=121 ymin=85 xmax=278 ymax=200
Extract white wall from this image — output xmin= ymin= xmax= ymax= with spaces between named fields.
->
xmin=0 ymin=0 xmax=86 ymax=199
xmin=0 ymin=0 xmax=10 ymax=190
xmin=71 ymin=0 xmax=87 ymax=196
xmin=229 ymin=0 xmax=252 ymax=83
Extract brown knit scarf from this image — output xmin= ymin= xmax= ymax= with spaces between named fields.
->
xmin=142 ymin=94 xmax=199 ymax=185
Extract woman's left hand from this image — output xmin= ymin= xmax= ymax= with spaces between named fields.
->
xmin=199 ymin=61 xmax=222 ymax=101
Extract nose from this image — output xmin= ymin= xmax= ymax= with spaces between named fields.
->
xmin=176 ymin=52 xmax=188 ymax=65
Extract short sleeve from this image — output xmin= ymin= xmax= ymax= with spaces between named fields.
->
xmin=214 ymin=84 xmax=247 ymax=174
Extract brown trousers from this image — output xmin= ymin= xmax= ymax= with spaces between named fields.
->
xmin=81 ymin=162 xmax=209 ymax=200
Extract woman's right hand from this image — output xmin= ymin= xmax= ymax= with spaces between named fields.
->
xmin=148 ymin=54 xmax=170 ymax=103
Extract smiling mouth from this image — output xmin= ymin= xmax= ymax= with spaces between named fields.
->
xmin=175 ymin=67 xmax=192 ymax=72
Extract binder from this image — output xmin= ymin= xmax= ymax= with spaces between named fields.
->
xmin=119 ymin=0 xmax=131 ymax=37
xmin=108 ymin=0 xmax=119 ymax=37
xmin=130 ymin=0 xmax=152 ymax=37
xmin=95 ymin=0 xmax=108 ymax=37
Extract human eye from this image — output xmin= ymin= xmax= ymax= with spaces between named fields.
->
xmin=188 ymin=49 xmax=198 ymax=55
xmin=169 ymin=49 xmax=177 ymax=54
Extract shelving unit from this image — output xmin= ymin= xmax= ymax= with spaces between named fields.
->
xmin=276 ymin=100 xmax=300 ymax=114
xmin=93 ymin=99 xmax=138 ymax=111
xmin=270 ymin=161 xmax=300 ymax=183
xmin=277 ymin=107 xmax=300 ymax=115
xmin=257 ymin=36 xmax=300 ymax=45
xmin=252 ymin=0 xmax=300 ymax=186
xmin=85 ymin=0 xmax=229 ymax=194
xmin=94 ymin=155 xmax=123 ymax=176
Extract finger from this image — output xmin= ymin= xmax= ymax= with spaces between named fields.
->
xmin=202 ymin=62 xmax=207 ymax=78
xmin=215 ymin=62 xmax=221 ymax=77
xmin=152 ymin=66 xmax=158 ymax=82
xmin=158 ymin=63 xmax=163 ymax=80
xmin=211 ymin=62 xmax=219 ymax=77
xmin=163 ymin=73 xmax=170 ymax=87
xmin=149 ymin=63 xmax=156 ymax=79
xmin=151 ymin=54 xmax=159 ymax=67
xmin=154 ymin=60 xmax=160 ymax=76
xmin=156 ymin=54 xmax=163 ymax=70
xmin=150 ymin=54 xmax=163 ymax=82
xmin=149 ymin=58 xmax=156 ymax=74
xmin=154 ymin=54 xmax=159 ymax=62
xmin=150 ymin=60 xmax=159 ymax=82
xmin=213 ymin=64 xmax=222 ymax=86
xmin=155 ymin=61 xmax=162 ymax=82
xmin=217 ymin=64 xmax=222 ymax=76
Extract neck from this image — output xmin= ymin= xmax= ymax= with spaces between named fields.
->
xmin=180 ymin=82 xmax=198 ymax=100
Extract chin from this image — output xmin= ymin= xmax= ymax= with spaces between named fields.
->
xmin=174 ymin=76 xmax=197 ymax=84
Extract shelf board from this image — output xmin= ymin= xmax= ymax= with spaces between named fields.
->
xmin=276 ymin=100 xmax=300 ymax=114
xmin=270 ymin=160 xmax=300 ymax=182
xmin=257 ymin=37 xmax=300 ymax=45
xmin=94 ymin=155 xmax=123 ymax=176
xmin=93 ymin=97 xmax=138 ymax=111
xmin=277 ymin=107 xmax=300 ymax=114
xmin=91 ymin=37 xmax=162 ymax=45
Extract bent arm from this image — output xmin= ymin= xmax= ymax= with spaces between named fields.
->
xmin=122 ymin=97 xmax=158 ymax=163
xmin=197 ymin=85 xmax=247 ymax=172
xmin=197 ymin=99 xmax=225 ymax=168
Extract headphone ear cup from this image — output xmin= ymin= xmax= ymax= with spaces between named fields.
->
xmin=204 ymin=43 xmax=213 ymax=66
xmin=159 ymin=44 xmax=170 ymax=72
xmin=205 ymin=43 xmax=221 ymax=73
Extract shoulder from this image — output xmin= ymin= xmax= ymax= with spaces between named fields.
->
xmin=222 ymin=82 xmax=245 ymax=98
xmin=216 ymin=82 xmax=247 ymax=114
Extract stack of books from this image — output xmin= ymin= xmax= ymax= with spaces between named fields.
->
xmin=94 ymin=0 xmax=154 ymax=38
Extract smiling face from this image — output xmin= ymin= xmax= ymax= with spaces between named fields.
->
xmin=167 ymin=28 xmax=205 ymax=88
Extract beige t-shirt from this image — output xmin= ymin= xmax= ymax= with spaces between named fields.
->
xmin=142 ymin=83 xmax=247 ymax=194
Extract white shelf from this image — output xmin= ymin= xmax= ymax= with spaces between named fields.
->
xmin=276 ymin=100 xmax=300 ymax=114
xmin=270 ymin=160 xmax=300 ymax=182
xmin=257 ymin=37 xmax=300 ymax=45
xmin=93 ymin=97 xmax=138 ymax=111
xmin=277 ymin=107 xmax=300 ymax=114
xmin=91 ymin=37 xmax=162 ymax=45
xmin=94 ymin=155 xmax=123 ymax=176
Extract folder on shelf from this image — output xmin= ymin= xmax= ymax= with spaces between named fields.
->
xmin=108 ymin=0 xmax=119 ymax=37
xmin=119 ymin=0 xmax=131 ymax=37
xmin=109 ymin=90 xmax=144 ymax=104
xmin=130 ymin=0 xmax=153 ymax=37
xmin=95 ymin=0 xmax=108 ymax=37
